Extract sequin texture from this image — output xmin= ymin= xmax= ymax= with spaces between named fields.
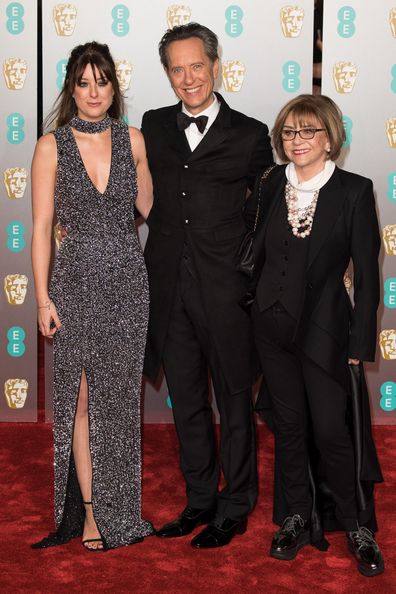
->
xmin=49 ymin=119 xmax=153 ymax=548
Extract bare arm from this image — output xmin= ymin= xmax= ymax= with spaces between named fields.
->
xmin=129 ymin=127 xmax=153 ymax=220
xmin=31 ymin=133 xmax=62 ymax=336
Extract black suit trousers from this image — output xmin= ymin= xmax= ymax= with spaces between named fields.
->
xmin=252 ymin=301 xmax=359 ymax=530
xmin=162 ymin=259 xmax=258 ymax=520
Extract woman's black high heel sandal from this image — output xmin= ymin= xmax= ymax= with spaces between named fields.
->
xmin=82 ymin=501 xmax=104 ymax=551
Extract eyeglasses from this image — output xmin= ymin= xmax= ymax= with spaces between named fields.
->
xmin=281 ymin=127 xmax=326 ymax=141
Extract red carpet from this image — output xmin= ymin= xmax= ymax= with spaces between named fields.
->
xmin=0 ymin=422 xmax=394 ymax=593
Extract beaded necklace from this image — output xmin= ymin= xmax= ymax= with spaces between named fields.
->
xmin=285 ymin=181 xmax=319 ymax=239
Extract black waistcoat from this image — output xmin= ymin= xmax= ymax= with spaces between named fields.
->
xmin=255 ymin=195 xmax=309 ymax=318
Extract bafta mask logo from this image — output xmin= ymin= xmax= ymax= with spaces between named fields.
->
xmin=54 ymin=222 xmax=63 ymax=249
xmin=166 ymin=5 xmax=191 ymax=29
xmin=4 ymin=378 xmax=28 ymax=409
xmin=4 ymin=167 xmax=28 ymax=199
xmin=333 ymin=61 xmax=357 ymax=94
xmin=390 ymin=8 xmax=396 ymax=37
xmin=53 ymin=4 xmax=77 ymax=36
xmin=222 ymin=60 xmax=246 ymax=92
xmin=343 ymin=271 xmax=352 ymax=294
xmin=383 ymin=224 xmax=396 ymax=255
xmin=386 ymin=118 xmax=396 ymax=148
xmin=115 ymin=59 xmax=133 ymax=92
xmin=280 ymin=6 xmax=304 ymax=38
xmin=379 ymin=329 xmax=396 ymax=360
xmin=4 ymin=274 xmax=28 ymax=305
xmin=3 ymin=58 xmax=27 ymax=90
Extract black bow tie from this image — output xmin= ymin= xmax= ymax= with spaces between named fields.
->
xmin=177 ymin=112 xmax=208 ymax=134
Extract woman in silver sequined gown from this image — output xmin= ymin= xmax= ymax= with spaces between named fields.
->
xmin=31 ymin=42 xmax=153 ymax=550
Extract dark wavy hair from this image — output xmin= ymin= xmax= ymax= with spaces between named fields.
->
xmin=159 ymin=22 xmax=219 ymax=69
xmin=45 ymin=41 xmax=124 ymax=130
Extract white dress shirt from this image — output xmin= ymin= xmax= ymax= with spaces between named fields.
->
xmin=182 ymin=94 xmax=220 ymax=152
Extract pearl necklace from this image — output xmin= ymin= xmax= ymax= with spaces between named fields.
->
xmin=69 ymin=114 xmax=112 ymax=134
xmin=285 ymin=181 xmax=319 ymax=239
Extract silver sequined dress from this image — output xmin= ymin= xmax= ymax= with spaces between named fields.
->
xmin=50 ymin=119 xmax=153 ymax=549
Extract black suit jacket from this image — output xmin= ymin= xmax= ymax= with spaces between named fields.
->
xmin=252 ymin=165 xmax=381 ymax=391
xmin=141 ymin=93 xmax=273 ymax=392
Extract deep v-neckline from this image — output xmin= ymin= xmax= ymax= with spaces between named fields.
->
xmin=70 ymin=125 xmax=114 ymax=196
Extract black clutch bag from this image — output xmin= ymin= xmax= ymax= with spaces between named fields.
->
xmin=236 ymin=229 xmax=255 ymax=278
xmin=236 ymin=164 xmax=276 ymax=278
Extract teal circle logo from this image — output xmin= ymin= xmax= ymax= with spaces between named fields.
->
xmin=380 ymin=381 xmax=396 ymax=412
xmin=387 ymin=171 xmax=396 ymax=202
xmin=6 ymin=220 xmax=26 ymax=252
xmin=111 ymin=4 xmax=130 ymax=36
xmin=282 ymin=61 xmax=301 ymax=92
xmin=337 ymin=6 xmax=356 ymax=38
xmin=56 ymin=59 xmax=68 ymax=90
xmin=6 ymin=2 xmax=24 ymax=34
xmin=384 ymin=278 xmax=396 ymax=309
xmin=7 ymin=326 xmax=26 ymax=357
xmin=342 ymin=115 xmax=352 ymax=147
xmin=391 ymin=65 xmax=396 ymax=93
xmin=166 ymin=394 xmax=172 ymax=409
xmin=225 ymin=5 xmax=243 ymax=37
xmin=6 ymin=112 xmax=25 ymax=144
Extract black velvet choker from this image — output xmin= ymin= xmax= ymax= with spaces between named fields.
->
xmin=69 ymin=114 xmax=112 ymax=133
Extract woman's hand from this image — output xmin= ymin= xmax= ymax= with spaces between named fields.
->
xmin=348 ymin=358 xmax=360 ymax=365
xmin=37 ymin=301 xmax=62 ymax=338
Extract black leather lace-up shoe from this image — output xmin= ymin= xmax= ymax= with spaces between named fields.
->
xmin=156 ymin=506 xmax=216 ymax=538
xmin=270 ymin=514 xmax=310 ymax=560
xmin=190 ymin=516 xmax=247 ymax=548
xmin=347 ymin=526 xmax=384 ymax=577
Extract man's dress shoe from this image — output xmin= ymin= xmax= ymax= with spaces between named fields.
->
xmin=190 ymin=516 xmax=247 ymax=548
xmin=270 ymin=514 xmax=310 ymax=560
xmin=347 ymin=527 xmax=384 ymax=577
xmin=156 ymin=506 xmax=216 ymax=538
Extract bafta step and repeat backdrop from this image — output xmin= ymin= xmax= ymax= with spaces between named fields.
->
xmin=40 ymin=0 xmax=315 ymax=422
xmin=0 ymin=1 xmax=37 ymax=421
xmin=321 ymin=1 xmax=396 ymax=424
xmin=1 ymin=1 xmax=394 ymax=424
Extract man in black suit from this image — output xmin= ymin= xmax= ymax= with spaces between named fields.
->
xmin=141 ymin=23 xmax=273 ymax=548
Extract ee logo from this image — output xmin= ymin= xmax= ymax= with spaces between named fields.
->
xmin=225 ymin=5 xmax=243 ymax=38
xmin=337 ymin=6 xmax=356 ymax=38
xmin=387 ymin=172 xmax=396 ymax=202
xmin=343 ymin=115 xmax=353 ymax=147
xmin=6 ymin=113 xmax=25 ymax=144
xmin=56 ymin=59 xmax=68 ymax=90
xmin=282 ymin=61 xmax=301 ymax=92
xmin=166 ymin=394 xmax=172 ymax=409
xmin=111 ymin=4 xmax=129 ymax=37
xmin=6 ymin=221 xmax=26 ymax=252
xmin=391 ymin=65 xmax=396 ymax=93
xmin=380 ymin=381 xmax=396 ymax=412
xmin=6 ymin=2 xmax=24 ymax=35
xmin=7 ymin=326 xmax=26 ymax=357
xmin=384 ymin=278 xmax=396 ymax=309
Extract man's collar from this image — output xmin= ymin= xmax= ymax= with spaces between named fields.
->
xmin=182 ymin=94 xmax=219 ymax=118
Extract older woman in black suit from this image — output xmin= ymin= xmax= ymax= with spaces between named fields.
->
xmin=250 ymin=95 xmax=384 ymax=576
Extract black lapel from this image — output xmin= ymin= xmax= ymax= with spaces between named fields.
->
xmin=259 ymin=167 xmax=286 ymax=230
xmin=162 ymin=101 xmax=191 ymax=159
xmin=188 ymin=93 xmax=231 ymax=161
xmin=307 ymin=167 xmax=346 ymax=268
xmin=252 ymin=166 xmax=286 ymax=261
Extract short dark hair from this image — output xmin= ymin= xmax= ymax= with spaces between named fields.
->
xmin=45 ymin=41 xmax=124 ymax=130
xmin=272 ymin=94 xmax=346 ymax=162
xmin=159 ymin=22 xmax=219 ymax=69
